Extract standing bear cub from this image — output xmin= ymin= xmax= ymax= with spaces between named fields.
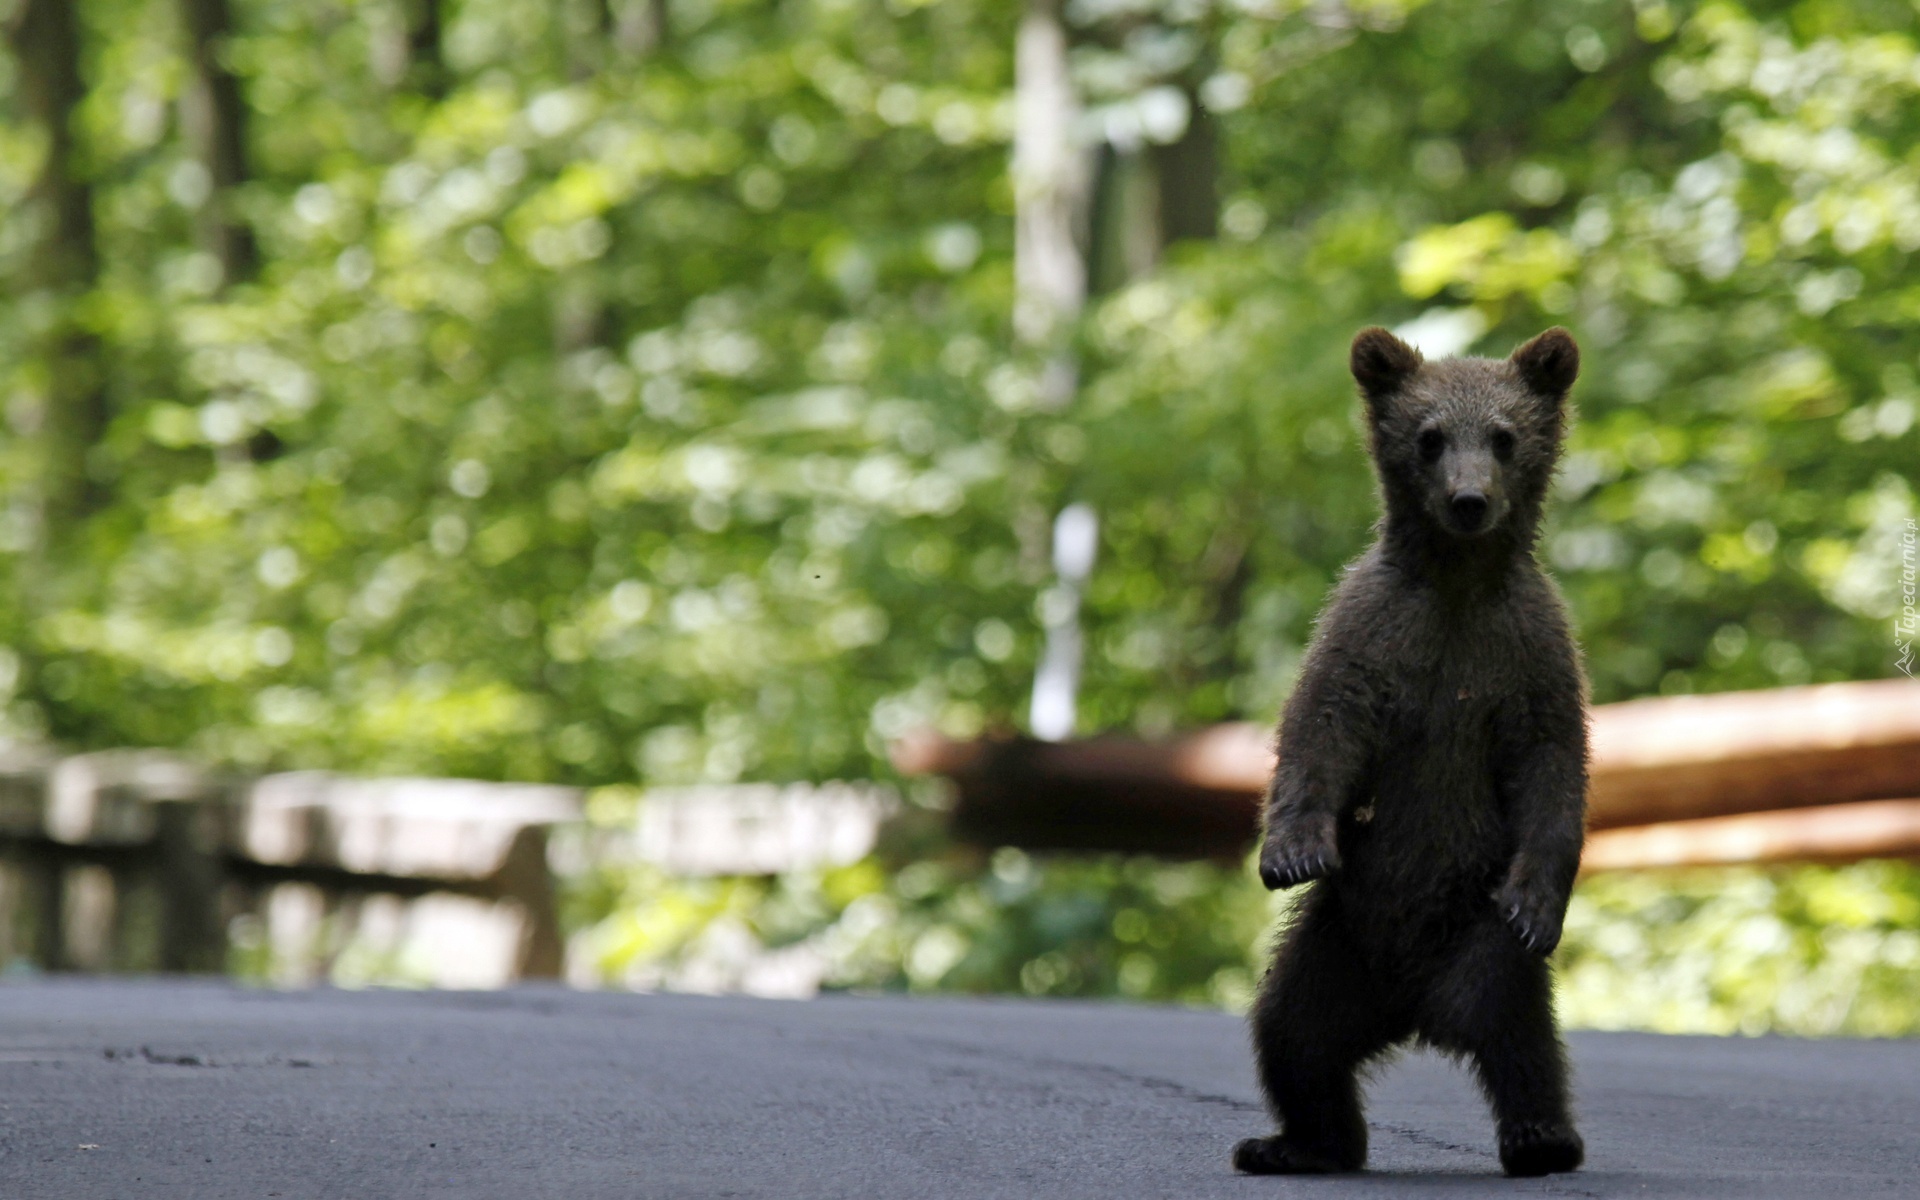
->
xmin=1233 ymin=327 xmax=1589 ymax=1179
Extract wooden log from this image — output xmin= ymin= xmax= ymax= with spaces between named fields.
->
xmin=894 ymin=678 xmax=1920 ymax=859
xmin=1581 ymin=798 xmax=1920 ymax=873
xmin=891 ymin=726 xmax=1267 ymax=859
xmin=1585 ymin=678 xmax=1920 ymax=829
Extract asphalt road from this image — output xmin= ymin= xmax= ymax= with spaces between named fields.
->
xmin=0 ymin=981 xmax=1913 ymax=1199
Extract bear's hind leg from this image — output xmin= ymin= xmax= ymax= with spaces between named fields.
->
xmin=1238 ymin=899 xmax=1407 ymax=1175
xmin=1418 ymin=922 xmax=1582 ymax=1178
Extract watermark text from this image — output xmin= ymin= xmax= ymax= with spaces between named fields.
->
xmin=1898 ymin=518 xmax=1916 ymax=677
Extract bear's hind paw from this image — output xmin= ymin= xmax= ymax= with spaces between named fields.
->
xmin=1499 ymin=1123 xmax=1584 ymax=1177
xmin=1232 ymin=1135 xmax=1350 ymax=1175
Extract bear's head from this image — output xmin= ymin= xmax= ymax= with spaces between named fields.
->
xmin=1349 ymin=325 xmax=1578 ymax=544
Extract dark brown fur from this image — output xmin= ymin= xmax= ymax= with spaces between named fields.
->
xmin=1234 ymin=327 xmax=1588 ymax=1179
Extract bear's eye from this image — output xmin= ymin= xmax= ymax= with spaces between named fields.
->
xmin=1490 ymin=429 xmax=1516 ymax=461
xmin=1417 ymin=429 xmax=1445 ymax=462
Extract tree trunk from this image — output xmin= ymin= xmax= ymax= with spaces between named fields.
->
xmin=1012 ymin=0 xmax=1097 ymax=736
xmin=1084 ymin=87 xmax=1216 ymax=297
xmin=6 ymin=0 xmax=108 ymax=524
xmin=612 ymin=0 xmax=670 ymax=57
xmin=406 ymin=0 xmax=446 ymax=98
xmin=1152 ymin=89 xmax=1218 ymax=245
xmin=8 ymin=0 xmax=96 ymax=292
xmin=1086 ymin=146 xmax=1161 ymax=295
xmin=178 ymin=0 xmax=257 ymax=285
xmin=1012 ymin=0 xmax=1090 ymax=350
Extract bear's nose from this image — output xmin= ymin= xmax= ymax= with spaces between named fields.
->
xmin=1450 ymin=491 xmax=1488 ymax=530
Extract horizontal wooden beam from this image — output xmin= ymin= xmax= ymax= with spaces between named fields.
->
xmin=1581 ymin=797 xmax=1920 ymax=873
xmin=1585 ymin=678 xmax=1920 ymax=829
xmin=891 ymin=724 xmax=1271 ymax=859
xmin=893 ymin=678 xmax=1920 ymax=861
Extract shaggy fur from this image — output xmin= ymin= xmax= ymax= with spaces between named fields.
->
xmin=1234 ymin=327 xmax=1589 ymax=1180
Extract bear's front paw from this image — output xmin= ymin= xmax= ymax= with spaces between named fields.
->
xmin=1493 ymin=878 xmax=1564 ymax=956
xmin=1257 ymin=815 xmax=1341 ymax=891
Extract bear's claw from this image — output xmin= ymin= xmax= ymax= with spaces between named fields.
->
xmin=1256 ymin=815 xmax=1342 ymax=892
xmin=1232 ymin=1135 xmax=1350 ymax=1175
xmin=1494 ymin=881 xmax=1564 ymax=956
xmin=1259 ymin=848 xmax=1336 ymax=890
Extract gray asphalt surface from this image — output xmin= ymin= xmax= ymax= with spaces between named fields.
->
xmin=0 ymin=981 xmax=1912 ymax=1198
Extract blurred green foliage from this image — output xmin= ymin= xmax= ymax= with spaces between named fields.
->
xmin=1562 ymin=861 xmax=1920 ymax=1035
xmin=567 ymin=849 xmax=1275 ymax=1005
xmin=563 ymin=839 xmax=1920 ymax=1035
xmin=7 ymin=0 xmax=1913 ymax=776
xmin=3 ymin=0 xmax=1916 ymax=1028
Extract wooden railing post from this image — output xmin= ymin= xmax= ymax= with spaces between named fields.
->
xmin=28 ymin=857 xmax=63 ymax=971
xmin=153 ymin=799 xmax=226 ymax=973
xmin=494 ymin=826 xmax=563 ymax=980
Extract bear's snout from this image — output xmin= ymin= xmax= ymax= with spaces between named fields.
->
xmin=1450 ymin=490 xmax=1490 ymax=531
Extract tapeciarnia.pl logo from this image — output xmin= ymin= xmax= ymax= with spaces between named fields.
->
xmin=1898 ymin=518 xmax=1916 ymax=677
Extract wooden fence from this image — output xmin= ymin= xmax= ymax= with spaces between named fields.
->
xmin=5 ymin=676 xmax=1912 ymax=982
xmin=0 ymin=745 xmax=578 ymax=983
xmin=892 ymin=678 xmax=1920 ymax=871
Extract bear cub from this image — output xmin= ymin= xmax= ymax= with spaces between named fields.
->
xmin=1233 ymin=327 xmax=1589 ymax=1179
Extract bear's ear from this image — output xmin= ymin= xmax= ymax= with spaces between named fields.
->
xmin=1350 ymin=327 xmax=1422 ymax=405
xmin=1510 ymin=327 xmax=1579 ymax=398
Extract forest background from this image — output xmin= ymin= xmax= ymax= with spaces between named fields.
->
xmin=3 ymin=0 xmax=1917 ymax=1032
